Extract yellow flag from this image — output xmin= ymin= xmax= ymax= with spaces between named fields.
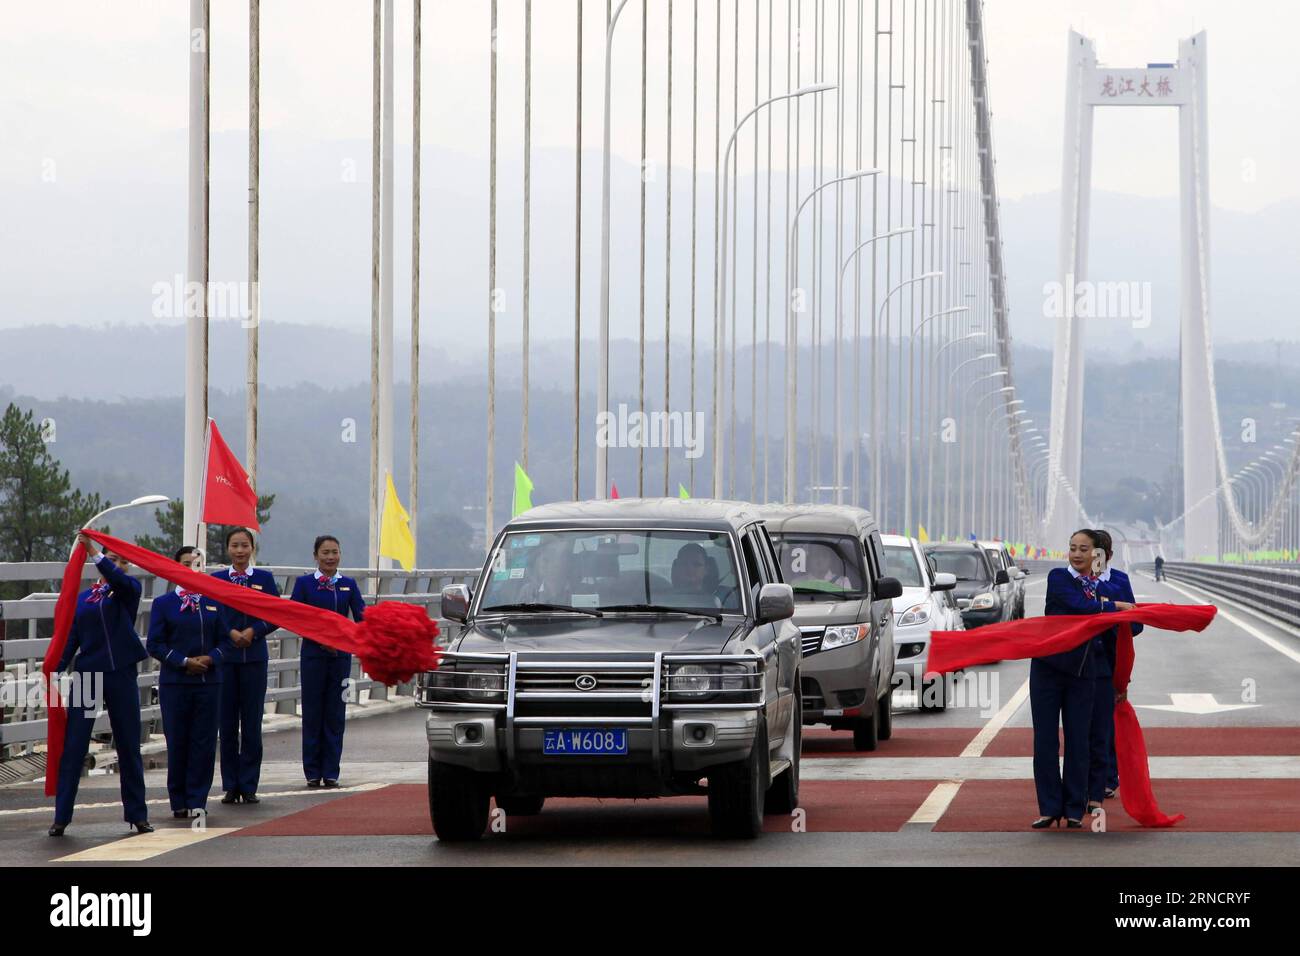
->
xmin=379 ymin=472 xmax=416 ymax=570
xmin=513 ymin=461 xmax=535 ymax=517
xmin=917 ymin=525 xmax=930 ymax=543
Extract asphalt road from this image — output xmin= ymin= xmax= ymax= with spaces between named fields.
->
xmin=4 ymin=571 xmax=1298 ymax=866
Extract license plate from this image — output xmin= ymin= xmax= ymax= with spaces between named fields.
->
xmin=542 ymin=728 xmax=628 ymax=756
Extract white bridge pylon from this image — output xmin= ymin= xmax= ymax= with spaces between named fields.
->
xmin=1046 ymin=30 xmax=1218 ymax=559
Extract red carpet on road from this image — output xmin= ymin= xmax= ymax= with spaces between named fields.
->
xmin=982 ymin=726 xmax=1300 ymax=758
xmin=933 ymin=779 xmax=1300 ymax=832
xmin=803 ymin=725 xmax=979 ymax=758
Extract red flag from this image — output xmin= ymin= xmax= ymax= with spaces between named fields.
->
xmin=203 ymin=420 xmax=260 ymax=529
xmin=610 ymin=483 xmax=620 ymax=499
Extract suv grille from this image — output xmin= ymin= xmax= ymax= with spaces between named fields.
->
xmin=800 ymin=628 xmax=825 ymax=656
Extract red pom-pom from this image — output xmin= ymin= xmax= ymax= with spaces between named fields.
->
xmin=353 ymin=601 xmax=443 ymax=686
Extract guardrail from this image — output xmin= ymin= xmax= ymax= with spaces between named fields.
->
xmin=1135 ymin=561 xmax=1300 ymax=629
xmin=0 ymin=563 xmax=480 ymax=763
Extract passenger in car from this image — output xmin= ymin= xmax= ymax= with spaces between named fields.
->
xmin=517 ymin=542 xmax=575 ymax=604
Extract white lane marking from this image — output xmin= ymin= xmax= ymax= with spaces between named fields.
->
xmin=0 ymin=781 xmax=385 ymax=818
xmin=53 ymin=827 xmax=240 ymax=862
xmin=1161 ymin=579 xmax=1300 ymax=667
xmin=903 ymin=676 xmax=1030 ymax=827
xmin=1135 ymin=693 xmax=1260 ymax=715
xmin=803 ymin=755 xmax=1300 ymax=780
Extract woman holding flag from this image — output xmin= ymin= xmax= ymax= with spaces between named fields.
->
xmin=290 ymin=535 xmax=366 ymax=788
xmin=147 ymin=546 xmax=234 ymax=818
xmin=212 ymin=527 xmax=279 ymax=805
xmin=1031 ymin=529 xmax=1135 ymax=828
xmin=48 ymin=534 xmax=153 ymax=836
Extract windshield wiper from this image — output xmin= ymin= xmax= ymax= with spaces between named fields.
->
xmin=479 ymin=602 xmax=604 ymax=618
xmin=597 ymin=603 xmax=724 ymax=623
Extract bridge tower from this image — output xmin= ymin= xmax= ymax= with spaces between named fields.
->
xmin=1046 ymin=31 xmax=1217 ymax=559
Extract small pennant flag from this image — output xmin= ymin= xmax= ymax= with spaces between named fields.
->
xmin=610 ymin=483 xmax=620 ymax=499
xmin=917 ymin=525 xmax=930 ymax=543
xmin=512 ymin=462 xmax=534 ymax=518
xmin=678 ymin=484 xmax=691 ymax=500
xmin=379 ymin=472 xmax=416 ymax=570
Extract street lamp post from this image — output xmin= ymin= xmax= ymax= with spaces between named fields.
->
xmin=783 ymin=167 xmax=882 ymax=502
xmin=961 ymin=381 xmax=1011 ymax=538
xmin=903 ymin=305 xmax=968 ymax=534
xmin=73 ymin=495 xmax=171 ymax=557
xmin=713 ymin=82 xmax=837 ymax=499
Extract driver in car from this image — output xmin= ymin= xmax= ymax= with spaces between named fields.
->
xmin=670 ymin=543 xmax=722 ymax=607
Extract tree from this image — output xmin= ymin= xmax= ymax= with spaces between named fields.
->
xmin=137 ymin=494 xmax=276 ymax=561
xmin=0 ymin=403 xmax=110 ymax=563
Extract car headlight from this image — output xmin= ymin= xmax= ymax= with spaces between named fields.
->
xmin=669 ymin=663 xmax=712 ymax=698
xmin=897 ymin=603 xmax=931 ymax=627
xmin=969 ymin=592 xmax=1000 ymax=610
xmin=822 ymin=623 xmax=868 ymax=649
xmin=463 ymin=669 xmax=504 ymax=700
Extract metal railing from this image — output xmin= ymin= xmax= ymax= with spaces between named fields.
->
xmin=1135 ymin=561 xmax=1300 ymax=629
xmin=0 ymin=563 xmax=479 ymax=762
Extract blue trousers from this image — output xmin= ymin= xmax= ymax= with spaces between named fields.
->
xmin=1029 ymin=658 xmax=1092 ymax=821
xmin=55 ymin=668 xmax=148 ymax=825
xmin=1090 ymin=677 xmax=1119 ymax=799
xmin=300 ymin=653 xmax=351 ymax=782
xmin=159 ymin=683 xmax=220 ymax=812
xmin=220 ymin=661 xmax=268 ymax=794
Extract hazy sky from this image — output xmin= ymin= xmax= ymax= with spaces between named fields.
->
xmin=4 ymin=1 xmax=1296 ymax=210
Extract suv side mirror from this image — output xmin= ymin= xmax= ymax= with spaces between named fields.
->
xmin=441 ymin=584 xmax=471 ymax=623
xmin=756 ymin=583 xmax=795 ymax=623
xmin=994 ymin=569 xmax=1010 ymax=586
xmin=876 ymin=576 xmax=904 ymax=601
xmin=931 ymin=572 xmax=957 ymax=591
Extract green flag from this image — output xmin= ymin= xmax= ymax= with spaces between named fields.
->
xmin=512 ymin=461 xmax=534 ymax=517
xmin=678 ymin=483 xmax=690 ymax=500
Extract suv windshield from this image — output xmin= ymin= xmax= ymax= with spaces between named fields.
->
xmin=883 ymin=544 xmax=925 ymax=588
xmin=770 ymin=533 xmax=868 ymax=602
xmin=926 ymin=549 xmax=990 ymax=583
xmin=477 ymin=528 xmax=743 ymax=615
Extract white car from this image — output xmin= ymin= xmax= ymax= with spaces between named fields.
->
xmin=880 ymin=534 xmax=962 ymax=711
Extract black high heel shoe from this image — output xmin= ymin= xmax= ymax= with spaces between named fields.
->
xmin=1066 ymin=818 xmax=1083 ymax=828
xmin=1030 ymin=816 xmax=1062 ymax=829
xmin=129 ymin=820 xmax=154 ymax=834
xmin=48 ymin=822 xmax=67 ymax=837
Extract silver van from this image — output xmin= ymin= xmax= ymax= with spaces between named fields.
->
xmin=759 ymin=505 xmax=903 ymax=751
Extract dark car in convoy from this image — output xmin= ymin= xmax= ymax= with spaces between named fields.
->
xmin=922 ymin=542 xmax=1012 ymax=628
xmin=759 ymin=505 xmax=903 ymax=751
xmin=417 ymin=498 xmax=802 ymax=841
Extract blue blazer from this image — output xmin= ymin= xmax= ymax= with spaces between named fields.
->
xmin=210 ymin=566 xmax=281 ymax=664
xmin=58 ymin=554 xmax=148 ymax=674
xmin=146 ymin=590 xmax=235 ymax=685
xmin=1042 ymin=566 xmax=1118 ymax=679
xmin=289 ymin=573 xmax=366 ymax=658
xmin=1097 ymin=567 xmax=1142 ymax=671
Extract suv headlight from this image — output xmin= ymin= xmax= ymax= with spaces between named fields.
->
xmin=969 ymin=592 xmax=1000 ymax=610
xmin=461 ymin=667 xmax=505 ymax=700
xmin=669 ymin=663 xmax=712 ymax=698
xmin=822 ymin=623 xmax=868 ymax=650
xmin=897 ymin=603 xmax=931 ymax=627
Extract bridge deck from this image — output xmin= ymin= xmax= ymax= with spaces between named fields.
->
xmin=4 ymin=573 xmax=1298 ymax=866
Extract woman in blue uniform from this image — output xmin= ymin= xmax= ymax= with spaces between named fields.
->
xmin=1090 ymin=529 xmax=1141 ymax=808
xmin=1033 ymin=529 xmax=1134 ymax=828
xmin=289 ymin=535 xmax=365 ymax=788
xmin=146 ymin=546 xmax=233 ymax=818
xmin=211 ymin=527 xmax=280 ymax=805
xmin=49 ymin=534 xmax=153 ymax=836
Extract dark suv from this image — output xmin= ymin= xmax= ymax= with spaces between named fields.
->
xmin=418 ymin=498 xmax=802 ymax=841
xmin=922 ymin=542 xmax=1011 ymax=628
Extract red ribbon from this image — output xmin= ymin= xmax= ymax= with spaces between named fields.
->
xmin=926 ymin=602 xmax=1217 ymax=828
xmin=43 ymin=531 xmax=442 ymax=797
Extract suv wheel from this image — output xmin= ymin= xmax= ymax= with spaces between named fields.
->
xmin=428 ymin=758 xmax=490 ymax=842
xmin=765 ymin=689 xmax=801 ymax=815
xmin=495 ymin=794 xmax=545 ymax=816
xmin=708 ymin=722 xmax=767 ymax=839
